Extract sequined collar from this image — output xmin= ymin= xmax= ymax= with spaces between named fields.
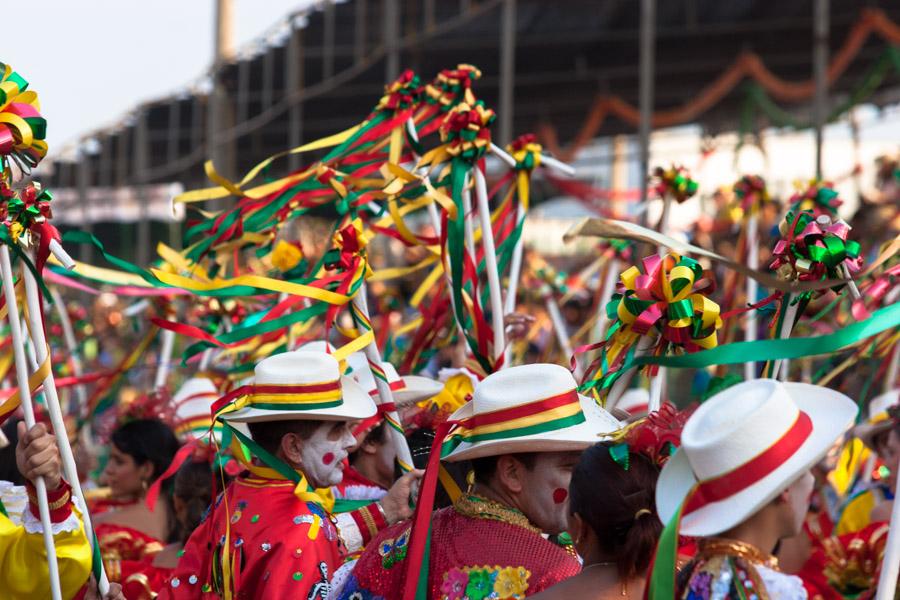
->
xmin=453 ymin=494 xmax=540 ymax=534
xmin=698 ymin=538 xmax=780 ymax=570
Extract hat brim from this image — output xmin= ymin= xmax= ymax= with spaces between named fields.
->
xmin=394 ymin=376 xmax=444 ymax=407
xmin=656 ymin=382 xmax=856 ymax=537
xmin=853 ymin=421 xmax=892 ymax=451
xmin=219 ymin=376 xmax=377 ymax=423
xmin=441 ymin=395 xmax=622 ymax=462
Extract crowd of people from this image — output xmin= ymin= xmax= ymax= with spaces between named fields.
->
xmin=2 ymin=340 xmax=898 ymax=599
xmin=0 ymin=54 xmax=899 ymax=600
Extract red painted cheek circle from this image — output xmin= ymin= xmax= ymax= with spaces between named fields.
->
xmin=553 ymin=488 xmax=568 ymax=504
xmin=322 ymin=452 xmax=335 ymax=465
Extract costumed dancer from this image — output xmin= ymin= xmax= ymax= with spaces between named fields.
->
xmin=337 ymin=363 xmax=622 ymax=599
xmin=0 ymin=422 xmax=96 ymax=599
xmin=647 ymin=379 xmax=858 ymax=599
xmin=531 ymin=403 xmax=693 ymax=600
xmin=91 ymin=418 xmax=181 ymax=584
xmin=121 ymin=377 xmax=229 ymax=599
xmin=160 ymin=350 xmax=421 ymax=599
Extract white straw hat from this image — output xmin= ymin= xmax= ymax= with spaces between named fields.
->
xmin=853 ymin=389 xmax=899 ymax=450
xmin=657 ymin=379 xmax=857 ymax=537
xmin=172 ymin=377 xmax=221 ymax=441
xmin=441 ymin=363 xmax=622 ymax=462
xmin=218 ymin=350 xmax=376 ymax=423
xmin=347 ymin=352 xmax=443 ymax=407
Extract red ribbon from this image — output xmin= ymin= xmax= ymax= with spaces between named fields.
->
xmin=457 ymin=389 xmax=579 ymax=431
xmin=682 ymin=410 xmax=813 ymax=515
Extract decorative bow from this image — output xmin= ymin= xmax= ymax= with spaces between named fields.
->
xmin=652 ymin=166 xmax=698 ymax=204
xmin=376 ymin=69 xmax=422 ymax=113
xmin=325 ymin=218 xmax=369 ymax=274
xmin=770 ymin=210 xmax=862 ymax=284
xmin=599 ymin=238 xmax=634 ymax=263
xmin=610 ymin=253 xmax=721 ymax=354
xmin=0 ymin=63 xmax=48 ymax=175
xmin=5 ymin=182 xmax=52 ymax=242
xmin=440 ymin=97 xmax=495 ymax=162
xmin=788 ymin=180 xmax=842 ymax=217
xmin=732 ymin=175 xmax=769 ymax=216
xmin=583 ymin=253 xmax=721 ymax=397
xmin=424 ymin=64 xmax=482 ymax=111
xmin=507 ymin=134 xmax=542 ymax=172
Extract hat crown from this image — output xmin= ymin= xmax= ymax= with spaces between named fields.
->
xmin=254 ymin=351 xmax=341 ymax=386
xmin=173 ymin=377 xmax=219 ymax=420
xmin=347 ymin=352 xmax=403 ymax=394
xmin=681 ymin=379 xmax=801 ymax=482
xmin=472 ymin=363 xmax=577 ymax=414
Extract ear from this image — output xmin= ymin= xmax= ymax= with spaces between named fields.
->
xmin=280 ymin=432 xmax=304 ymax=466
xmin=359 ymin=439 xmax=379 ymax=455
xmin=137 ymin=460 xmax=155 ymax=482
xmin=569 ymin=511 xmax=587 ymax=545
xmin=496 ymin=455 xmax=526 ymax=494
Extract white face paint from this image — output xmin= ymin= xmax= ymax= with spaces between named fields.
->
xmin=301 ymin=421 xmax=357 ymax=488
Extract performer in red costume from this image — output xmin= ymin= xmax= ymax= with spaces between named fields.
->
xmin=336 ymin=363 xmax=622 ymax=599
xmin=159 ymin=349 xmax=421 ymax=600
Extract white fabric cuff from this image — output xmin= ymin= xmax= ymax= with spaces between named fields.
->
xmin=22 ymin=494 xmax=83 ymax=535
xmin=334 ymin=512 xmax=363 ymax=554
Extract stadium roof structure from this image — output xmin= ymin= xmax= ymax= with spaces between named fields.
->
xmin=40 ymin=0 xmax=900 ymax=227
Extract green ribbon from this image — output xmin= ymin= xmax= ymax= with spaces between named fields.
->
xmin=630 ymin=301 xmax=900 ymax=372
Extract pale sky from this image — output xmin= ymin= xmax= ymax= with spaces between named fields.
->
xmin=4 ymin=0 xmax=311 ymax=153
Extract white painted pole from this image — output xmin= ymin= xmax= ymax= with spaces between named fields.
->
xmin=874 ymin=468 xmax=900 ymax=600
xmin=462 ymin=174 xmax=476 ymax=260
xmin=23 ymin=250 xmax=110 ymax=594
xmin=648 ymin=369 xmax=663 ymax=412
xmin=885 ymin=345 xmax=900 ymax=394
xmin=770 ymin=297 xmax=799 ymax=381
xmin=154 ymin=327 xmax=176 ymax=391
xmin=0 ymin=244 xmax=62 ymax=600
xmin=744 ymin=214 xmax=759 ymax=380
xmin=593 ymin=257 xmax=620 ymax=344
xmin=473 ymin=167 xmax=507 ymax=363
xmin=543 ymin=285 xmax=582 ymax=379
xmin=351 ymin=286 xmax=415 ymax=470
xmin=50 ymin=287 xmax=88 ymax=414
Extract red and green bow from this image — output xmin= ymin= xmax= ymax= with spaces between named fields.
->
xmin=652 ymin=166 xmax=698 ymax=204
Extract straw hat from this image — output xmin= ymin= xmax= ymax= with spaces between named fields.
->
xmin=441 ymin=363 xmax=622 ymax=462
xmin=853 ymin=389 xmax=900 ymax=450
xmin=219 ymin=351 xmax=376 ymax=423
xmin=347 ymin=352 xmax=443 ymax=407
xmin=656 ymin=379 xmax=857 ymax=537
xmin=172 ymin=377 xmax=221 ymax=441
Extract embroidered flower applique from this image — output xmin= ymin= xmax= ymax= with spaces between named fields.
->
xmin=439 ymin=565 xmax=531 ymax=600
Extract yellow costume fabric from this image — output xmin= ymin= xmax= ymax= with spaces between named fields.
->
xmin=835 ymin=485 xmax=889 ymax=535
xmin=0 ymin=502 xmax=93 ymax=599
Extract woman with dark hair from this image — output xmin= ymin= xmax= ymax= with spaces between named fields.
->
xmin=122 ymin=456 xmax=217 ymax=599
xmin=532 ymin=404 xmax=695 ymax=600
xmin=531 ymin=441 xmax=663 ymax=600
xmin=91 ymin=418 xmax=180 ymax=584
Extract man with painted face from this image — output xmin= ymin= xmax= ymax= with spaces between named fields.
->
xmin=647 ymin=379 xmax=858 ymax=600
xmin=159 ymin=350 xmax=421 ymax=600
xmin=336 ymin=363 xmax=623 ymax=599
